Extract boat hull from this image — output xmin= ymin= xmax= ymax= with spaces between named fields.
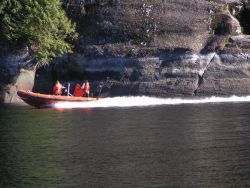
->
xmin=17 ymin=90 xmax=98 ymax=108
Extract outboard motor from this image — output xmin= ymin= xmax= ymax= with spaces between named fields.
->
xmin=96 ymin=82 xmax=103 ymax=98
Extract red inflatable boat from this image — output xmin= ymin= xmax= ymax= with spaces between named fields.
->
xmin=17 ymin=90 xmax=98 ymax=108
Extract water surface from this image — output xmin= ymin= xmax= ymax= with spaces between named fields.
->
xmin=0 ymin=100 xmax=250 ymax=187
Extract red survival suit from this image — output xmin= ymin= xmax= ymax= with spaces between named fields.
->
xmin=82 ymin=81 xmax=90 ymax=97
xmin=53 ymin=81 xmax=63 ymax=95
xmin=74 ymin=83 xmax=83 ymax=97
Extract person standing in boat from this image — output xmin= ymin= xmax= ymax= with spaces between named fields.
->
xmin=74 ymin=82 xmax=83 ymax=97
xmin=82 ymin=80 xmax=90 ymax=97
xmin=53 ymin=81 xmax=63 ymax=95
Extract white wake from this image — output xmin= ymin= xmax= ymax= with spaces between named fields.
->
xmin=54 ymin=95 xmax=250 ymax=109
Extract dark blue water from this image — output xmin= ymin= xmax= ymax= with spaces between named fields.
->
xmin=0 ymin=103 xmax=250 ymax=187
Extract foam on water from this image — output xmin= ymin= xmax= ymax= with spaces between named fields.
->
xmin=54 ymin=95 xmax=250 ymax=109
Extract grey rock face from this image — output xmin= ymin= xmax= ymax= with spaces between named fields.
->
xmin=41 ymin=0 xmax=250 ymax=98
xmin=197 ymin=49 xmax=250 ymax=96
xmin=76 ymin=0 xmax=215 ymax=52
xmin=0 ymin=48 xmax=35 ymax=103
xmin=49 ymin=48 xmax=250 ymax=97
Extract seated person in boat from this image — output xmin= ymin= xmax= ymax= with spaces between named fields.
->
xmin=82 ymin=80 xmax=90 ymax=97
xmin=74 ymin=83 xmax=83 ymax=97
xmin=53 ymin=81 xmax=64 ymax=95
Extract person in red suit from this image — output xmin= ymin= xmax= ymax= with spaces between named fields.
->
xmin=74 ymin=83 xmax=83 ymax=97
xmin=53 ymin=81 xmax=63 ymax=95
xmin=82 ymin=80 xmax=90 ymax=97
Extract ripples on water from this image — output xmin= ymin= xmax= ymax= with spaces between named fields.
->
xmin=0 ymin=96 xmax=250 ymax=187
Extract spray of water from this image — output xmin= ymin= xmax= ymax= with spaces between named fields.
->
xmin=54 ymin=95 xmax=250 ymax=109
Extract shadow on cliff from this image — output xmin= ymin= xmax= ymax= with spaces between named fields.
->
xmin=200 ymin=35 xmax=229 ymax=55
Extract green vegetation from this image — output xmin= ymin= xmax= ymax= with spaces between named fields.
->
xmin=0 ymin=0 xmax=78 ymax=67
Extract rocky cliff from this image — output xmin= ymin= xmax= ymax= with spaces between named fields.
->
xmin=1 ymin=0 xmax=250 ymax=102
xmin=0 ymin=47 xmax=35 ymax=103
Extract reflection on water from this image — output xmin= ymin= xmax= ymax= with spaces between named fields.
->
xmin=0 ymin=103 xmax=250 ymax=187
